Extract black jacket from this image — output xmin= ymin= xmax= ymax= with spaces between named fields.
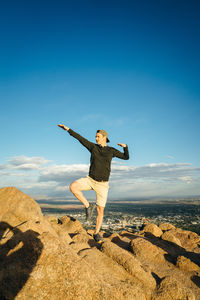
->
xmin=68 ymin=129 xmax=129 ymax=182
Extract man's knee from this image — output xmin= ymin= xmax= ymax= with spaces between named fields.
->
xmin=70 ymin=181 xmax=81 ymax=193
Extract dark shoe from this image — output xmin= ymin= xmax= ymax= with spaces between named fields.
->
xmin=93 ymin=233 xmax=103 ymax=242
xmin=85 ymin=203 xmax=95 ymax=221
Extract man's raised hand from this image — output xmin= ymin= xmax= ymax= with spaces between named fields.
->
xmin=58 ymin=124 xmax=69 ymax=131
xmin=118 ymin=143 xmax=127 ymax=148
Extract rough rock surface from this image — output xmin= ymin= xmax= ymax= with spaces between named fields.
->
xmin=159 ymin=223 xmax=176 ymax=231
xmin=142 ymin=223 xmax=163 ymax=237
xmin=176 ymin=255 xmax=200 ymax=272
xmin=161 ymin=231 xmax=182 ymax=247
xmin=101 ymin=240 xmax=156 ymax=291
xmin=0 ymin=187 xmax=43 ymax=225
xmin=0 ymin=187 xmax=200 ymax=299
xmin=152 ymin=275 xmax=196 ymax=300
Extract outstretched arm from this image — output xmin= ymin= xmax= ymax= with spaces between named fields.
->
xmin=58 ymin=124 xmax=94 ymax=151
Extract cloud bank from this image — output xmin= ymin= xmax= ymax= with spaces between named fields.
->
xmin=1 ymin=155 xmax=200 ymax=201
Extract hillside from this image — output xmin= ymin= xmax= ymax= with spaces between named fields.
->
xmin=0 ymin=187 xmax=200 ymax=299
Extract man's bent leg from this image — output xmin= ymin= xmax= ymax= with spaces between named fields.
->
xmin=94 ymin=205 xmax=104 ymax=234
xmin=70 ymin=181 xmax=89 ymax=208
xmin=70 ymin=179 xmax=95 ymax=221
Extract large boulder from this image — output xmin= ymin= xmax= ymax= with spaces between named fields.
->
xmin=161 ymin=231 xmax=182 ymax=247
xmin=142 ymin=223 xmax=163 ymax=237
xmin=101 ymin=240 xmax=156 ymax=291
xmin=0 ymin=229 xmax=115 ymax=300
xmin=167 ymin=228 xmax=200 ymax=251
xmin=79 ymin=247 xmax=147 ymax=300
xmin=130 ymin=236 xmax=166 ymax=264
xmin=159 ymin=223 xmax=176 ymax=231
xmin=59 ymin=215 xmax=84 ymax=234
xmin=0 ymin=188 xmax=115 ymax=299
xmin=152 ymin=276 xmax=195 ymax=300
xmin=0 ymin=187 xmax=43 ymax=226
xmin=176 ymin=255 xmax=200 ymax=272
xmin=0 ymin=187 xmax=61 ymax=238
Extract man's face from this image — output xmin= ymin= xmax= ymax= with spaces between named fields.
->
xmin=96 ymin=132 xmax=106 ymax=145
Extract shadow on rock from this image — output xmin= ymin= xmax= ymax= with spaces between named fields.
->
xmin=144 ymin=232 xmax=200 ymax=267
xmin=191 ymin=275 xmax=200 ymax=288
xmin=109 ymin=235 xmax=131 ymax=250
xmin=0 ymin=221 xmax=43 ymax=300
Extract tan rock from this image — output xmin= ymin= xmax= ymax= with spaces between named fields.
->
xmin=87 ymin=229 xmax=95 ymax=235
xmin=72 ymin=232 xmax=90 ymax=243
xmin=108 ymin=232 xmax=130 ymax=250
xmin=59 ymin=215 xmax=71 ymax=224
xmin=0 ymin=187 xmax=59 ymax=239
xmin=176 ymin=255 xmax=200 ymax=272
xmin=159 ymin=223 xmax=176 ymax=231
xmin=43 ymin=215 xmax=58 ymax=223
xmin=59 ymin=215 xmax=84 ymax=234
xmin=0 ymin=229 xmax=114 ymax=300
xmin=166 ymin=228 xmax=200 ymax=251
xmin=19 ymin=218 xmax=58 ymax=236
xmin=1 ymin=187 xmax=200 ymax=299
xmin=101 ymin=240 xmax=156 ymax=291
xmin=187 ymin=231 xmax=200 ymax=251
xmin=70 ymin=242 xmax=91 ymax=253
xmin=79 ymin=247 xmax=147 ymax=300
xmin=130 ymin=236 xmax=166 ymax=264
xmin=161 ymin=231 xmax=182 ymax=247
xmin=142 ymin=223 xmax=163 ymax=237
xmin=0 ymin=187 xmax=43 ymax=226
xmin=152 ymin=276 xmax=195 ymax=300
xmin=51 ymin=222 xmax=72 ymax=244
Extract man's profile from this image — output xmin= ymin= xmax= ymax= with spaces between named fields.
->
xmin=58 ymin=124 xmax=129 ymax=242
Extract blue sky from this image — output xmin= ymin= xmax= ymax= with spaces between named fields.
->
xmin=0 ymin=0 xmax=200 ymax=201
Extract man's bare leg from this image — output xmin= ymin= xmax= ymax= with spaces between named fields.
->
xmin=94 ymin=205 xmax=104 ymax=234
xmin=69 ymin=181 xmax=89 ymax=208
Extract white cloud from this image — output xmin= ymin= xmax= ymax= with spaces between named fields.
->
xmin=39 ymin=164 xmax=89 ymax=183
xmin=178 ymin=176 xmax=192 ymax=184
xmin=55 ymin=186 xmax=68 ymax=192
xmin=7 ymin=156 xmax=50 ymax=170
xmin=1 ymin=156 xmax=200 ymax=200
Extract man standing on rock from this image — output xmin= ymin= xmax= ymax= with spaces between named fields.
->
xmin=58 ymin=124 xmax=129 ymax=242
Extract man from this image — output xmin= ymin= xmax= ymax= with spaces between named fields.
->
xmin=58 ymin=124 xmax=129 ymax=242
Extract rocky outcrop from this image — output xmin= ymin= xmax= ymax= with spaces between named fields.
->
xmin=161 ymin=231 xmax=182 ymax=247
xmin=0 ymin=187 xmax=200 ymax=299
xmin=142 ymin=223 xmax=163 ymax=237
xmin=152 ymin=275 xmax=196 ymax=300
xmin=159 ymin=223 xmax=176 ymax=231
xmin=176 ymin=255 xmax=200 ymax=272
xmin=101 ymin=239 xmax=156 ymax=292
xmin=0 ymin=187 xmax=43 ymax=225
xmin=130 ymin=235 xmax=167 ymax=264
xmin=78 ymin=247 xmax=147 ymax=299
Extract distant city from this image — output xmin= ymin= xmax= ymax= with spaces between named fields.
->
xmin=38 ymin=198 xmax=200 ymax=235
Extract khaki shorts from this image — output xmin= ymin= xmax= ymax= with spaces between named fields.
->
xmin=75 ymin=176 xmax=109 ymax=207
